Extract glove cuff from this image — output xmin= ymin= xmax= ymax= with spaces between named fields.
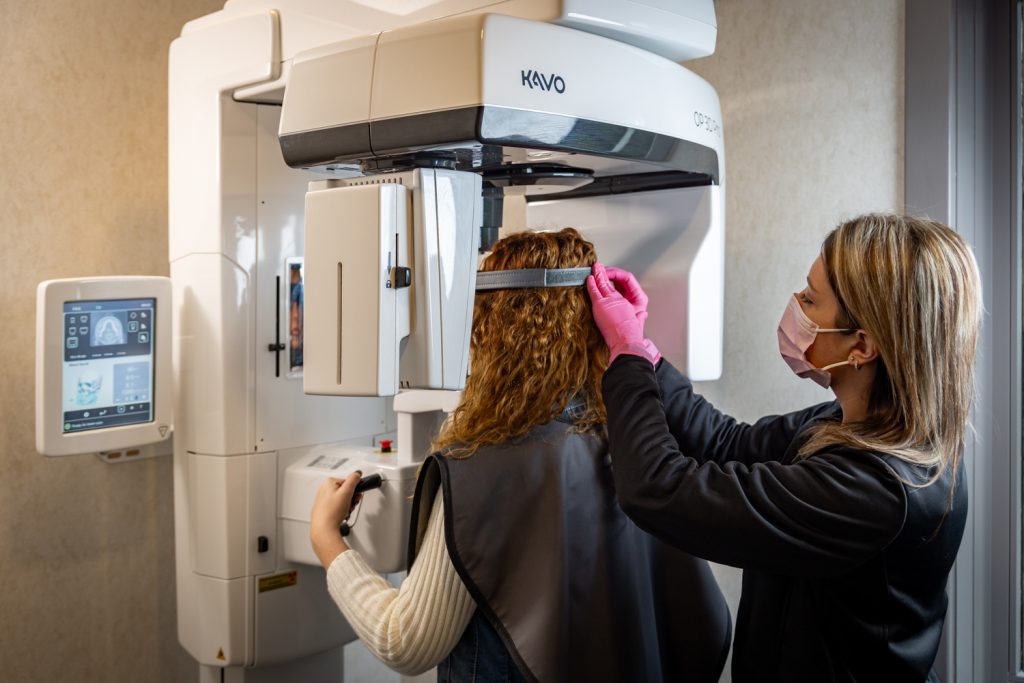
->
xmin=643 ymin=338 xmax=662 ymax=365
xmin=610 ymin=340 xmax=660 ymax=366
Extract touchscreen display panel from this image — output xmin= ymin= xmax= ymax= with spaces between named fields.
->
xmin=61 ymin=298 xmax=155 ymax=433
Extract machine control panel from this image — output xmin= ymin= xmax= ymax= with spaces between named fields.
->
xmin=61 ymin=298 xmax=156 ymax=433
xmin=36 ymin=277 xmax=173 ymax=456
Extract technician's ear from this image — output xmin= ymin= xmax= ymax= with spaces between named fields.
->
xmin=849 ymin=329 xmax=880 ymax=369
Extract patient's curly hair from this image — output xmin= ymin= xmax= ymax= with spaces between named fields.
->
xmin=432 ymin=228 xmax=608 ymax=458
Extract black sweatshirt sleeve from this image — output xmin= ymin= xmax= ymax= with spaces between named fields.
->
xmin=606 ymin=356 xmax=907 ymax=577
xmin=655 ymin=358 xmax=837 ymax=466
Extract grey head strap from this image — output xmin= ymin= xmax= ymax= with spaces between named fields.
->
xmin=475 ymin=267 xmax=591 ymax=291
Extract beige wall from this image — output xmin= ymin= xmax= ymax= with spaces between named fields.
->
xmin=688 ymin=0 xmax=904 ymax=420
xmin=0 ymin=0 xmax=903 ymax=681
xmin=686 ymin=1 xmax=904 ymax=679
xmin=0 ymin=2 xmax=222 ymax=681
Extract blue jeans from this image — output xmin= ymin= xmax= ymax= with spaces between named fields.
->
xmin=437 ymin=611 xmax=529 ymax=683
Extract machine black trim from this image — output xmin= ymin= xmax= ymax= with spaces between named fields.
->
xmin=476 ymin=107 xmax=718 ymax=182
xmin=279 ymin=122 xmax=371 ymax=169
xmin=371 ymin=108 xmax=481 ymax=155
xmin=279 ymin=106 xmax=721 ymax=184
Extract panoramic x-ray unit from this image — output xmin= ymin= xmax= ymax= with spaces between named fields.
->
xmin=35 ymin=1 xmax=724 ymax=680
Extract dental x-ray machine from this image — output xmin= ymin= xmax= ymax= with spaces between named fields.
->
xmin=34 ymin=1 xmax=725 ymax=680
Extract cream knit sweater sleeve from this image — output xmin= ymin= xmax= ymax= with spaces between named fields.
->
xmin=325 ymin=493 xmax=476 ymax=675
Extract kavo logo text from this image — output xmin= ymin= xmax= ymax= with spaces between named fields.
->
xmin=521 ymin=70 xmax=566 ymax=93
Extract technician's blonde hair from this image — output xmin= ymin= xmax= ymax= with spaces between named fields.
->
xmin=433 ymin=228 xmax=608 ymax=458
xmin=797 ymin=214 xmax=982 ymax=493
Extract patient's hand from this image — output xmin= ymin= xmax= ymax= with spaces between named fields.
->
xmin=310 ymin=473 xmax=363 ymax=569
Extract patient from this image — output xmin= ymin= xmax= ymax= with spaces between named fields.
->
xmin=310 ymin=228 xmax=731 ymax=682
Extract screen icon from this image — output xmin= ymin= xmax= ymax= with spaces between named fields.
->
xmin=138 ymin=332 xmax=149 ymax=343
xmin=66 ymin=337 xmax=78 ymax=349
xmin=128 ymin=321 xmax=139 ymax=333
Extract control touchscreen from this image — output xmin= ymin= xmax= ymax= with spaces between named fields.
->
xmin=61 ymin=299 xmax=155 ymax=433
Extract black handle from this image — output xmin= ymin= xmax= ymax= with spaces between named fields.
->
xmin=340 ymin=474 xmax=384 ymax=537
xmin=354 ymin=473 xmax=383 ymax=493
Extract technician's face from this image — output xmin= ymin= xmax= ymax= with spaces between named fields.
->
xmin=797 ymin=256 xmax=847 ymax=369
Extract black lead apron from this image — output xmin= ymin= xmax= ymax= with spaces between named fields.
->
xmin=408 ymin=416 xmax=732 ymax=683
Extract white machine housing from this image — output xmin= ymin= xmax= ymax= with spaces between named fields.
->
xmin=280 ymin=9 xmax=725 ymax=382
xmin=168 ymin=0 xmax=724 ymax=679
xmin=35 ymin=277 xmax=173 ymax=457
xmin=280 ymin=390 xmax=459 ymax=571
xmin=303 ymin=168 xmax=481 ymax=397
xmin=281 ymin=445 xmax=417 ymax=570
xmin=278 ymin=12 xmax=720 ymax=184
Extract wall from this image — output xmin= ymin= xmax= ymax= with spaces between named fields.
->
xmin=685 ymin=0 xmax=904 ymax=679
xmin=0 ymin=2 xmax=223 ymax=681
xmin=0 ymin=0 xmax=904 ymax=681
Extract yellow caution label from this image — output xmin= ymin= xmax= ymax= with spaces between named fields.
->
xmin=258 ymin=570 xmax=298 ymax=593
xmin=216 ymin=648 xmax=225 ymax=661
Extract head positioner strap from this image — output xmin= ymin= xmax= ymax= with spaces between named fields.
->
xmin=475 ymin=267 xmax=591 ymax=291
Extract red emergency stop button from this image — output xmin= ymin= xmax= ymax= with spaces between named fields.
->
xmin=380 ymin=439 xmax=393 ymax=453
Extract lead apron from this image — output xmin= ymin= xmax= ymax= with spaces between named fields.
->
xmin=408 ymin=419 xmax=732 ymax=683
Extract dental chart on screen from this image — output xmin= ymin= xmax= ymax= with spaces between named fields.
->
xmin=61 ymin=298 xmax=156 ymax=433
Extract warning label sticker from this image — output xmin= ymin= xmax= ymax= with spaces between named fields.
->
xmin=258 ymin=570 xmax=298 ymax=593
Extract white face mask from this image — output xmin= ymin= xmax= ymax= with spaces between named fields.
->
xmin=777 ymin=295 xmax=855 ymax=388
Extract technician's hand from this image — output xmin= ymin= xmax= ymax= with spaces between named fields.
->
xmin=310 ymin=473 xmax=363 ymax=570
xmin=604 ymin=265 xmax=649 ymax=324
xmin=587 ymin=264 xmax=659 ymax=365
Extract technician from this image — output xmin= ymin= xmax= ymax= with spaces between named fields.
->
xmin=587 ymin=214 xmax=980 ymax=682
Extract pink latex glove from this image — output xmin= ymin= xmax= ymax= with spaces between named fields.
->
xmin=587 ymin=263 xmax=660 ymax=365
xmin=604 ymin=266 xmax=649 ymax=324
